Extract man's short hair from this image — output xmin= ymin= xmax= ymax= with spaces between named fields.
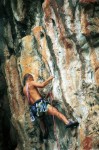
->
xmin=23 ymin=73 xmax=33 ymax=86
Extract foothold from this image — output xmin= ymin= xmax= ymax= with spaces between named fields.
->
xmin=93 ymin=111 xmax=97 ymax=116
xmin=40 ymin=31 xmax=44 ymax=38
xmin=52 ymin=19 xmax=55 ymax=26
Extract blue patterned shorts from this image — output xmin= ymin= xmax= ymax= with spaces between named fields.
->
xmin=29 ymin=99 xmax=50 ymax=122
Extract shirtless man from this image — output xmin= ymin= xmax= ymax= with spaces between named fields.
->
xmin=23 ymin=73 xmax=79 ymax=128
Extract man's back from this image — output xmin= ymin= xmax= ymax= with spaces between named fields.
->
xmin=23 ymin=82 xmax=42 ymax=104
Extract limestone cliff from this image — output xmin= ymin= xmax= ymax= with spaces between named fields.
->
xmin=0 ymin=0 xmax=99 ymax=150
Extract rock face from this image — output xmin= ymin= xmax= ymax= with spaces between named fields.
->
xmin=0 ymin=0 xmax=99 ymax=150
xmin=80 ymin=0 xmax=97 ymax=3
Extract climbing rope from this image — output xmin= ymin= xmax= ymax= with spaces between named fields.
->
xmin=35 ymin=44 xmax=61 ymax=146
xmin=39 ymin=50 xmax=60 ymax=149
xmin=49 ymin=92 xmax=60 ymax=150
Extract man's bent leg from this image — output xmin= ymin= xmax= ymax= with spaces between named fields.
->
xmin=47 ymin=105 xmax=69 ymax=124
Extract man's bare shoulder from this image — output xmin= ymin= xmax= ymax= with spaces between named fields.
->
xmin=30 ymin=81 xmax=38 ymax=86
xmin=30 ymin=80 xmax=44 ymax=88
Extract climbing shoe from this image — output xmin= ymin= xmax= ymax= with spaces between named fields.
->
xmin=66 ymin=121 xmax=79 ymax=128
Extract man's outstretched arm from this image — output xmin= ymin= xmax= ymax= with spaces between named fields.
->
xmin=31 ymin=76 xmax=54 ymax=88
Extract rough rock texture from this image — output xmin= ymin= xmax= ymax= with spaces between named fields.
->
xmin=0 ymin=0 xmax=99 ymax=150
xmin=80 ymin=0 xmax=97 ymax=3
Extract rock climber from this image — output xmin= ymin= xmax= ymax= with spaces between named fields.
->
xmin=23 ymin=73 xmax=79 ymax=128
